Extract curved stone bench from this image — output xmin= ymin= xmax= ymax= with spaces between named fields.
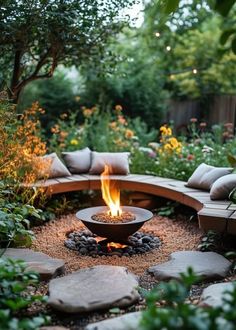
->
xmin=34 ymin=174 xmax=235 ymax=235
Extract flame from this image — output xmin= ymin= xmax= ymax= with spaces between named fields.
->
xmin=107 ymin=242 xmax=127 ymax=252
xmin=101 ymin=164 xmax=122 ymax=217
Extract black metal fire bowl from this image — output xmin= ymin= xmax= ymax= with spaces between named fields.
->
xmin=76 ymin=206 xmax=153 ymax=242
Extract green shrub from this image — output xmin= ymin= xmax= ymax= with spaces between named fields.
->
xmin=140 ymin=268 xmax=236 ymax=330
xmin=0 ymin=182 xmax=44 ymax=248
xmin=0 ymin=258 xmax=49 ymax=330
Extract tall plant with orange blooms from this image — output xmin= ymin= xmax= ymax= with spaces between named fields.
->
xmin=0 ymin=97 xmax=47 ymax=185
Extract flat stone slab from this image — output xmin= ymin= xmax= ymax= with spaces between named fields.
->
xmin=85 ymin=312 xmax=142 ymax=330
xmin=3 ymin=248 xmax=65 ymax=281
xmin=48 ymin=265 xmax=140 ymax=313
xmin=148 ymin=251 xmax=231 ymax=281
xmin=200 ymin=282 xmax=235 ymax=307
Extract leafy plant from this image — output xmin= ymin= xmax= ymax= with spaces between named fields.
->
xmin=197 ymin=230 xmax=222 ymax=252
xmin=140 ymin=268 xmax=236 ymax=330
xmin=0 ymin=258 xmax=49 ymax=330
xmin=157 ymin=201 xmax=178 ymax=217
xmin=0 ymin=181 xmax=44 ymax=248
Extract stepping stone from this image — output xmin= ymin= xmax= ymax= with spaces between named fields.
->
xmin=3 ymin=248 xmax=65 ymax=281
xmin=200 ymin=282 xmax=235 ymax=307
xmin=48 ymin=265 xmax=140 ymax=313
xmin=148 ymin=251 xmax=231 ymax=281
xmin=85 ymin=312 xmax=142 ymax=330
xmin=40 ymin=327 xmax=69 ymax=330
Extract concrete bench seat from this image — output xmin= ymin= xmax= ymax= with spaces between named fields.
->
xmin=34 ymin=174 xmax=235 ymax=235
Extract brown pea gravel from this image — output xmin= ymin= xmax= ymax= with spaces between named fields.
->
xmin=33 ymin=212 xmax=203 ymax=276
xmin=29 ymin=212 xmax=236 ymax=330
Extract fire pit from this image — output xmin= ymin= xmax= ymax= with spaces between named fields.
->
xmin=73 ymin=164 xmax=155 ymax=252
xmin=76 ymin=206 xmax=153 ymax=241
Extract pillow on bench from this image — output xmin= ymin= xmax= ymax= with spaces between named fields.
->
xmin=210 ymin=174 xmax=236 ymax=200
xmin=89 ymin=152 xmax=130 ymax=174
xmin=39 ymin=153 xmax=71 ymax=179
xmin=186 ymin=163 xmax=233 ymax=190
xmin=62 ymin=147 xmax=91 ymax=174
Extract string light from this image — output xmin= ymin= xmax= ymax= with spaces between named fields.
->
xmin=193 ymin=68 xmax=198 ymax=74
xmin=155 ymin=32 xmax=161 ymax=37
xmin=166 ymin=46 xmax=171 ymax=51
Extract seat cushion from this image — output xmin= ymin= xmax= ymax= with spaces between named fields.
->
xmin=186 ymin=163 xmax=233 ymax=190
xmin=62 ymin=147 xmax=91 ymax=174
xmin=89 ymin=152 xmax=130 ymax=174
xmin=210 ymin=174 xmax=236 ymax=200
xmin=40 ymin=153 xmax=71 ymax=179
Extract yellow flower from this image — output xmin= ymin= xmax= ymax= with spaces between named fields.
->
xmin=169 ymin=137 xmax=179 ymax=148
xmin=83 ymin=109 xmax=93 ymax=117
xmin=70 ymin=139 xmax=79 ymax=145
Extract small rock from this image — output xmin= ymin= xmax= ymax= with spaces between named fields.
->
xmin=85 ymin=312 xmax=142 ymax=330
xmin=142 ymin=236 xmax=152 ymax=243
xmin=199 ymin=282 xmax=235 ymax=307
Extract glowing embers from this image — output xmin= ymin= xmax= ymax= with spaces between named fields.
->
xmin=65 ymin=230 xmax=161 ymax=257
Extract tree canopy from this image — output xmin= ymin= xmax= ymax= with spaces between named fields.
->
xmin=0 ymin=0 xmax=135 ymax=102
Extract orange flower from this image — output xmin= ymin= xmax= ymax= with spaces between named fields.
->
xmin=118 ymin=115 xmax=127 ymax=125
xmin=115 ymin=105 xmax=122 ymax=112
xmin=125 ymin=129 xmax=134 ymax=139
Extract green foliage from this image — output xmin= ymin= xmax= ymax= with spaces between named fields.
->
xmin=157 ymin=201 xmax=178 ymax=217
xmin=0 ymin=0 xmax=135 ymax=101
xmin=140 ymin=268 xmax=236 ymax=330
xmin=156 ymin=0 xmax=236 ymax=55
xmin=47 ymin=105 xmax=157 ymax=154
xmin=0 ymin=182 xmax=45 ymax=248
xmin=198 ymin=230 xmax=222 ymax=252
xmin=0 ymin=258 xmax=49 ymax=330
xmin=18 ymin=70 xmax=82 ymax=134
xmin=80 ymin=28 xmax=168 ymax=128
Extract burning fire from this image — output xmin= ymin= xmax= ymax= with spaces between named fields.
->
xmin=107 ymin=242 xmax=127 ymax=252
xmin=101 ymin=164 xmax=122 ymax=217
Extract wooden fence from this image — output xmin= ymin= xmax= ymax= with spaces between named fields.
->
xmin=165 ymin=95 xmax=236 ymax=132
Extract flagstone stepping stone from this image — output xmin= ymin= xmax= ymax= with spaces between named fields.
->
xmin=40 ymin=327 xmax=69 ymax=330
xmin=3 ymin=248 xmax=65 ymax=281
xmin=85 ymin=312 xmax=142 ymax=330
xmin=48 ymin=265 xmax=140 ymax=313
xmin=148 ymin=251 xmax=231 ymax=281
xmin=199 ymin=282 xmax=235 ymax=307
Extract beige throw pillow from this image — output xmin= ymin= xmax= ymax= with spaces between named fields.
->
xmin=187 ymin=163 xmax=233 ymax=190
xmin=39 ymin=153 xmax=71 ymax=179
xmin=210 ymin=174 xmax=236 ymax=200
xmin=89 ymin=152 xmax=130 ymax=174
xmin=62 ymin=147 xmax=91 ymax=174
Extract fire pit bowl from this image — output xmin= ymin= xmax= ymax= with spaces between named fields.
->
xmin=76 ymin=206 xmax=153 ymax=241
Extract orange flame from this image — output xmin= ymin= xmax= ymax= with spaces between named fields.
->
xmin=107 ymin=242 xmax=127 ymax=252
xmin=101 ymin=164 xmax=122 ymax=217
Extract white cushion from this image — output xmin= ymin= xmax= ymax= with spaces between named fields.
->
xmin=89 ymin=152 xmax=130 ymax=174
xmin=40 ymin=153 xmax=71 ymax=178
xmin=187 ymin=163 xmax=233 ymax=190
xmin=62 ymin=147 xmax=91 ymax=174
xmin=210 ymin=174 xmax=236 ymax=200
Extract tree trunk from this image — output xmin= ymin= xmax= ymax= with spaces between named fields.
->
xmin=9 ymin=49 xmax=22 ymax=104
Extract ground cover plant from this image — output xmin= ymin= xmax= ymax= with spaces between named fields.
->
xmin=140 ymin=268 xmax=236 ymax=330
xmin=0 ymin=258 xmax=49 ymax=330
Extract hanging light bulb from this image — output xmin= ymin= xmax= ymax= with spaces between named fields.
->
xmin=166 ymin=46 xmax=171 ymax=51
xmin=193 ymin=68 xmax=198 ymax=74
xmin=155 ymin=32 xmax=161 ymax=37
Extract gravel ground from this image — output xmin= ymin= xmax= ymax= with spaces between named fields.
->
xmin=33 ymin=212 xmax=202 ymax=276
xmin=31 ymin=212 xmax=204 ymax=329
